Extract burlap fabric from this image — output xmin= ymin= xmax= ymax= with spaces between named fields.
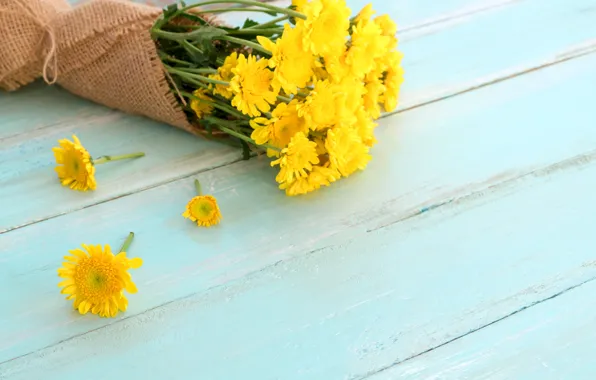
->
xmin=0 ymin=0 xmax=194 ymax=133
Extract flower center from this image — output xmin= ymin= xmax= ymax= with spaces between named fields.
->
xmin=74 ymin=257 xmax=121 ymax=302
xmin=191 ymin=199 xmax=214 ymax=219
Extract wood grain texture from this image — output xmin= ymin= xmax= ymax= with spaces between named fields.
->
xmin=2 ymin=0 xmax=595 ymax=232
xmin=2 ymin=104 xmax=596 ymax=380
xmin=1 ymin=50 xmax=595 ymax=370
xmin=367 ymin=279 xmax=596 ymax=379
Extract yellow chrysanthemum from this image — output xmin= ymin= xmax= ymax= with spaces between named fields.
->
xmin=346 ymin=19 xmax=391 ymax=78
xmin=333 ymin=76 xmax=365 ymax=127
xmin=354 ymin=107 xmax=378 ymax=147
xmin=230 ymin=54 xmax=278 ymax=117
xmin=53 ymin=135 xmax=97 ymax=191
xmin=292 ymin=0 xmax=307 ymax=11
xmin=271 ymin=132 xmax=320 ymax=184
xmin=183 ymin=195 xmax=222 ymax=227
xmin=257 ymin=24 xmax=315 ymax=94
xmin=297 ymin=79 xmax=338 ymax=130
xmin=324 ymin=53 xmax=351 ymax=84
xmin=375 ymin=14 xmax=398 ymax=49
xmin=190 ymin=89 xmax=214 ymax=118
xmin=382 ymin=56 xmax=405 ymax=112
xmin=280 ymin=165 xmax=340 ymax=196
xmin=57 ymin=243 xmax=142 ymax=318
xmin=363 ymin=75 xmax=385 ymax=119
xmin=250 ymin=100 xmax=307 ymax=151
xmin=211 ymin=52 xmax=238 ymax=99
xmin=300 ymin=0 xmax=351 ymax=59
xmin=325 ymin=127 xmax=371 ymax=176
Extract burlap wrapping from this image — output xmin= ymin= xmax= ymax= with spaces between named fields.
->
xmin=0 ymin=0 xmax=194 ymax=133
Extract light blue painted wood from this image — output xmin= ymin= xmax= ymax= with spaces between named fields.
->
xmin=1 ymin=51 xmax=595 ymax=368
xmin=2 ymin=122 xmax=595 ymax=379
xmin=368 ymin=279 xmax=596 ymax=379
xmin=2 ymin=0 xmax=595 ymax=232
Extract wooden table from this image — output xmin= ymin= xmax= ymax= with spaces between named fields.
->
xmin=1 ymin=0 xmax=596 ymax=378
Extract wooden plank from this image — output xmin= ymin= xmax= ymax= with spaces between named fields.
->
xmin=2 ymin=117 xmax=596 ymax=380
xmin=1 ymin=48 xmax=596 ymax=365
xmin=367 ymin=279 xmax=596 ymax=380
xmin=2 ymin=0 xmax=595 ymax=233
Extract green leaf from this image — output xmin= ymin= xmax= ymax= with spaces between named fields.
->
xmin=186 ymin=26 xmax=228 ymax=43
xmin=242 ymin=18 xmax=259 ymax=28
xmin=163 ymin=4 xmax=178 ymax=18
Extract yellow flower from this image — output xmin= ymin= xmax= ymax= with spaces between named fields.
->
xmin=363 ymin=75 xmax=385 ymax=119
xmin=333 ymin=76 xmax=365 ymax=127
xmin=183 ymin=195 xmax=222 ymax=227
xmin=250 ymin=100 xmax=307 ymax=150
xmin=53 ymin=135 xmax=97 ymax=191
xmin=346 ymin=19 xmax=390 ymax=78
xmin=354 ymin=4 xmax=375 ymax=24
xmin=258 ymin=23 xmax=315 ymax=94
xmin=375 ymin=14 xmax=398 ymax=49
xmin=300 ymin=0 xmax=351 ymax=59
xmin=324 ymin=53 xmax=351 ymax=83
xmin=354 ymin=107 xmax=378 ymax=147
xmin=211 ymin=52 xmax=238 ymax=99
xmin=325 ymin=127 xmax=371 ymax=176
xmin=272 ymin=132 xmax=320 ymax=184
xmin=57 ymin=241 xmax=142 ymax=318
xmin=292 ymin=0 xmax=307 ymax=12
xmin=189 ymin=89 xmax=214 ymax=118
xmin=280 ymin=165 xmax=340 ymax=196
xmin=297 ymin=79 xmax=337 ymax=130
xmin=382 ymin=60 xmax=405 ymax=112
xmin=230 ymin=54 xmax=278 ymax=117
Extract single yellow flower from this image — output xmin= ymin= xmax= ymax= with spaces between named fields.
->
xmin=272 ymin=132 xmax=320 ymax=184
xmin=230 ymin=54 xmax=278 ymax=117
xmin=333 ymin=76 xmax=365 ymax=127
xmin=300 ymin=0 xmax=351 ymax=59
xmin=325 ymin=127 xmax=371 ymax=176
xmin=354 ymin=107 xmax=378 ymax=147
xmin=52 ymin=135 xmax=145 ymax=192
xmin=346 ymin=19 xmax=391 ymax=79
xmin=250 ymin=100 xmax=307 ymax=151
xmin=183 ymin=179 xmax=222 ymax=227
xmin=189 ymin=89 xmax=214 ymax=118
xmin=280 ymin=165 xmax=340 ymax=196
xmin=258 ymin=24 xmax=315 ymax=95
xmin=297 ymin=79 xmax=338 ymax=130
xmin=57 ymin=233 xmax=142 ymax=318
xmin=363 ymin=75 xmax=385 ymax=119
xmin=53 ymin=135 xmax=97 ymax=191
xmin=375 ymin=14 xmax=398 ymax=49
xmin=211 ymin=52 xmax=239 ymax=99
xmin=382 ymin=55 xmax=405 ymax=112
xmin=324 ymin=53 xmax=351 ymax=84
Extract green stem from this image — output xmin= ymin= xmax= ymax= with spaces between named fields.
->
xmin=228 ymin=28 xmax=283 ymax=35
xmin=207 ymin=118 xmax=280 ymax=152
xmin=176 ymin=1 xmax=306 ymax=20
xmin=185 ymin=7 xmax=277 ymax=14
xmin=93 ymin=152 xmax=145 ymax=165
xmin=181 ymin=90 xmax=247 ymax=119
xmin=194 ymin=179 xmax=202 ymax=195
xmin=119 ymin=232 xmax=135 ymax=253
xmin=166 ymin=66 xmax=230 ymax=85
xmin=219 ymin=36 xmax=271 ymax=55
xmin=277 ymin=95 xmax=292 ymax=103
xmin=177 ymin=67 xmax=218 ymax=74
xmin=247 ymin=15 xmax=289 ymax=29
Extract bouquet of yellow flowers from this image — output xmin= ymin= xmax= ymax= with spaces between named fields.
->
xmin=155 ymin=0 xmax=403 ymax=195
xmin=1 ymin=0 xmax=403 ymax=196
